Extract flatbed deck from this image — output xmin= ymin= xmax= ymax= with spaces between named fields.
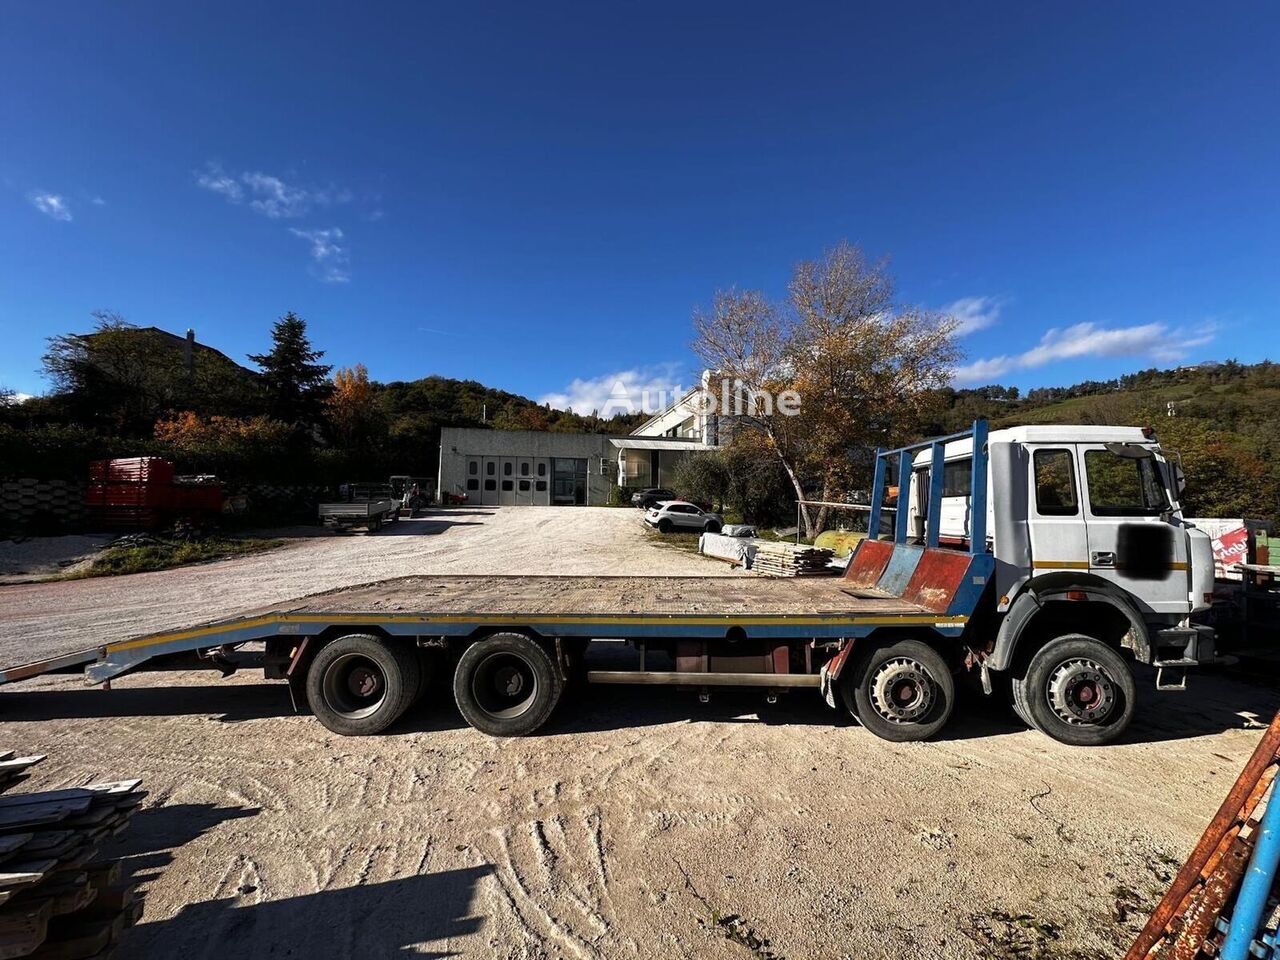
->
xmin=0 ymin=574 xmax=962 ymax=687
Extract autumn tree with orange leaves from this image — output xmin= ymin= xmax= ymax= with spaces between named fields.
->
xmin=326 ymin=363 xmax=380 ymax=449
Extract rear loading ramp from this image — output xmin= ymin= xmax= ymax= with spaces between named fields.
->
xmin=0 ymin=574 xmax=969 ymax=688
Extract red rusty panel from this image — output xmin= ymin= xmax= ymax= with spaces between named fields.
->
xmin=769 ymin=643 xmax=789 ymax=674
xmin=900 ymin=548 xmax=972 ymax=613
xmin=844 ymin=539 xmax=894 ymax=589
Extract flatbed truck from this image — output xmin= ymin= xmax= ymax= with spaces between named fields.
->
xmin=0 ymin=421 xmax=1221 ymax=746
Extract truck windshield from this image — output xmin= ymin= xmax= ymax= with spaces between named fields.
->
xmin=1084 ymin=449 xmax=1168 ymax=517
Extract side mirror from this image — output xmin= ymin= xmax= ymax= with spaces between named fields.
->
xmin=1174 ymin=462 xmax=1186 ymax=494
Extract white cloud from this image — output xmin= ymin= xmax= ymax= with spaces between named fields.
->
xmin=195 ymin=164 xmax=243 ymax=202
xmin=90 ymin=196 xmax=106 ymax=206
xmin=942 ymin=295 xmax=1003 ymax=336
xmin=953 ymin=320 xmax=1216 ymax=385
xmin=539 ymin=363 xmax=688 ymax=415
xmin=30 ymin=193 xmax=72 ymax=221
xmin=1 ymin=392 xmax=32 ymax=406
xmin=290 ymin=227 xmax=350 ymax=283
xmin=196 ymin=163 xmax=350 ymax=219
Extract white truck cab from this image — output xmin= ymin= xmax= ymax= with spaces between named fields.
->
xmin=896 ymin=424 xmax=1218 ymax=743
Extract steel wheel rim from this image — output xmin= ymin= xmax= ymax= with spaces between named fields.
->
xmin=321 ymin=652 xmax=388 ymax=720
xmin=1046 ymin=657 xmax=1118 ymax=726
xmin=472 ymin=651 xmax=539 ymax=720
xmin=869 ymin=657 xmax=936 ymax=724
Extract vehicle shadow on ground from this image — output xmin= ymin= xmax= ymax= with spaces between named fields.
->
xmin=106 ymin=803 xmax=491 ymax=958
xmin=374 ymin=519 xmax=486 ymax=536
xmin=6 ymin=667 xmax=1273 ymax=747
xmin=0 ymin=681 xmax=297 ymax=724
xmin=128 ymin=865 xmax=493 ymax=957
xmin=540 ymin=667 xmax=1280 ymax=747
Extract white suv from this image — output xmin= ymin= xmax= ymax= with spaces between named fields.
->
xmin=644 ymin=501 xmax=723 ymax=534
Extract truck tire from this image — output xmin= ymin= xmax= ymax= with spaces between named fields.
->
xmin=453 ymin=633 xmax=563 ymax=737
xmin=842 ymin=639 xmax=954 ymax=742
xmin=306 ymin=634 xmax=421 ymax=736
xmin=369 ymin=515 xmax=383 ymax=532
xmin=1012 ymin=634 xmax=1135 ymax=746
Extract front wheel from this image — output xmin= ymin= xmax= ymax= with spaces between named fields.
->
xmin=657 ymin=519 xmax=672 ymax=533
xmin=453 ymin=633 xmax=563 ymax=736
xmin=1012 ymin=634 xmax=1135 ymax=746
xmin=842 ymin=639 xmax=955 ymax=742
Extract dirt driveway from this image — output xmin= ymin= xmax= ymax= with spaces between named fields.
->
xmin=1 ymin=507 xmax=1278 ymax=958
xmin=0 ymin=506 xmax=727 ymax=662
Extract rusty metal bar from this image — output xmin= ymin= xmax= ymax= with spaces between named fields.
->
xmin=1125 ymin=709 xmax=1280 ymax=960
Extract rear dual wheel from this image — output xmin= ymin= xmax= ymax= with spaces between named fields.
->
xmin=306 ymin=633 xmax=422 ymax=736
xmin=453 ymin=632 xmax=563 ymax=737
xmin=841 ymin=639 xmax=955 ymax=742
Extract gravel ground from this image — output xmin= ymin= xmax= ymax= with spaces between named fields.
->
xmin=5 ymin=663 xmax=1277 ymax=959
xmin=0 ymin=506 xmax=728 ymax=662
xmin=0 ymin=533 xmax=113 ymax=582
xmin=1 ymin=505 xmax=1278 ymax=958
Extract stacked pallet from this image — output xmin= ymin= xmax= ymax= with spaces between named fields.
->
xmin=751 ymin=542 xmax=836 ymax=577
xmin=0 ymin=753 xmax=145 ymax=960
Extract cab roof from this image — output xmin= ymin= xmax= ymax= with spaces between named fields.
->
xmin=912 ymin=424 xmax=1154 ymax=465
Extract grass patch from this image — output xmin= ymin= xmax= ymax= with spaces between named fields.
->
xmin=65 ymin=536 xmax=285 ymax=579
xmin=643 ymin=527 xmax=704 ymax=555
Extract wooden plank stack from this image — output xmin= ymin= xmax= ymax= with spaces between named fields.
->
xmin=752 ymin=541 xmax=836 ymax=577
xmin=0 ymin=753 xmax=145 ymax=960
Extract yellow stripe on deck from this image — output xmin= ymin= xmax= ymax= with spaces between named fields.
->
xmin=105 ymin=610 xmax=970 ymax=654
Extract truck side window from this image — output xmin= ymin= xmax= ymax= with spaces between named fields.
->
xmin=1033 ymin=449 xmax=1078 ymax=516
xmin=943 ymin=459 xmax=972 ymax=497
xmin=1084 ymin=450 xmax=1166 ymax=516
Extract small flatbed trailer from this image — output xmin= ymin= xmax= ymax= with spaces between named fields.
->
xmin=0 ymin=421 xmax=1224 ymax=746
xmin=317 ymin=497 xmax=398 ymax=532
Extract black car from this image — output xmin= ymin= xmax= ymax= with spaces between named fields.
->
xmin=630 ymin=487 xmax=676 ymax=510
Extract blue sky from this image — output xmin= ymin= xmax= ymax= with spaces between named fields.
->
xmin=2 ymin=2 xmax=1277 ymax=412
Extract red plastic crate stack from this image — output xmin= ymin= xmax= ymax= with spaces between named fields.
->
xmin=85 ymin=458 xmax=187 ymax=529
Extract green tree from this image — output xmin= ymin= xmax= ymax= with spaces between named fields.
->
xmin=249 ymin=312 xmax=332 ymax=426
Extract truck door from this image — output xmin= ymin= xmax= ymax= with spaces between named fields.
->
xmin=1025 ymin=444 xmax=1089 ymax=575
xmin=1078 ymin=443 xmax=1189 ymax=616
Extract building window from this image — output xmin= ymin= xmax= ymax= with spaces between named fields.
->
xmin=468 ymin=461 xmax=478 ymax=476
xmin=502 ymin=480 xmax=513 ymax=491
xmin=484 ymin=479 xmax=496 ymax=491
xmin=504 ymin=462 xmax=512 ymax=476
xmin=486 ymin=462 xmax=495 ymax=476
xmin=466 ymin=479 xmax=479 ymax=492
xmin=518 ymin=480 xmax=530 ymax=492
xmin=537 ymin=462 xmax=546 ymax=476
xmin=535 ymin=480 xmax=547 ymax=492
xmin=521 ymin=462 xmax=530 ymax=476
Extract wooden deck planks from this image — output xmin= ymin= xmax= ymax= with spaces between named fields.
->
xmin=287 ymin=575 xmax=924 ymax=618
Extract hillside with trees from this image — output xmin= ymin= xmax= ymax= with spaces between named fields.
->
xmin=0 ymin=311 xmax=646 ymax=488
xmin=1 ymin=304 xmax=1275 ymax=527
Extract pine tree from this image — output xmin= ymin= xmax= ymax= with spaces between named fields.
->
xmin=249 ymin=312 xmax=332 ymax=425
